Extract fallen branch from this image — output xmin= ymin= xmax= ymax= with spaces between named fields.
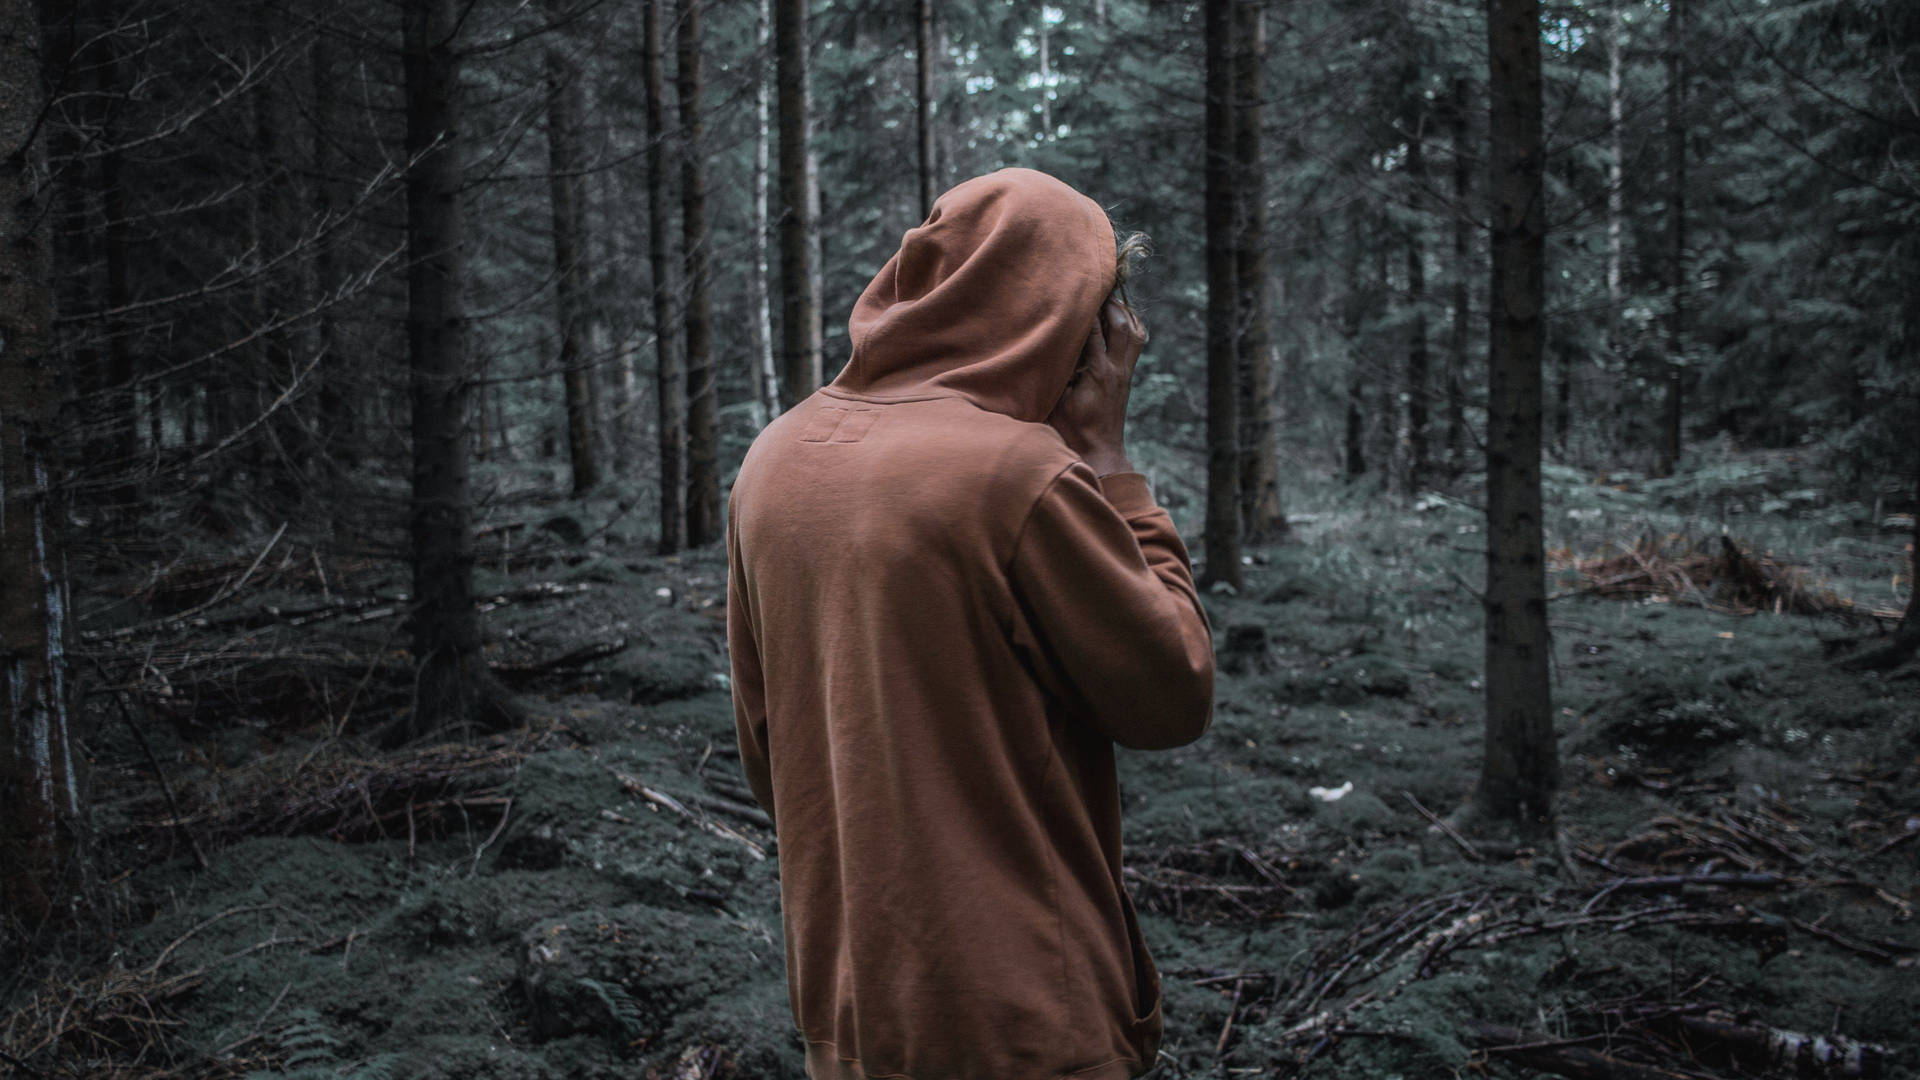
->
xmin=609 ymin=769 xmax=767 ymax=860
xmin=1465 ymin=1019 xmax=1721 ymax=1079
xmin=1401 ymin=790 xmax=1485 ymax=862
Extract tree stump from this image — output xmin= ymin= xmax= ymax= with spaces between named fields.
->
xmin=1220 ymin=622 xmax=1274 ymax=675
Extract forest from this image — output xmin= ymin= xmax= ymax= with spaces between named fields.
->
xmin=0 ymin=0 xmax=1916 ymax=1076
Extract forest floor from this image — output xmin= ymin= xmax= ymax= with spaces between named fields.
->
xmin=4 ymin=445 xmax=1917 ymax=1079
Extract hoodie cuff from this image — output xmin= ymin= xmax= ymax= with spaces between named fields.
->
xmin=1095 ymin=471 xmax=1157 ymax=516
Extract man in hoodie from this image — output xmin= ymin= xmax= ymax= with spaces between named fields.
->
xmin=727 ymin=167 xmax=1215 ymax=1080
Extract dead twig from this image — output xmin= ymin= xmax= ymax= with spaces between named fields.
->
xmin=1400 ymin=790 xmax=1485 ymax=862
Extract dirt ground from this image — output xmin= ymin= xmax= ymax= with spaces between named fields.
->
xmin=5 ymin=456 xmax=1916 ymax=1079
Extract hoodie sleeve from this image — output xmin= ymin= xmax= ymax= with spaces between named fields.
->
xmin=1005 ymin=462 xmax=1216 ymax=750
xmin=727 ymin=499 xmax=777 ymax=832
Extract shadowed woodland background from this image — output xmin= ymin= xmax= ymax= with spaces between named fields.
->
xmin=1 ymin=0 xmax=1917 ymax=1076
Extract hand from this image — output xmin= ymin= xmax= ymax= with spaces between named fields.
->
xmin=1047 ymin=298 xmax=1147 ymax=477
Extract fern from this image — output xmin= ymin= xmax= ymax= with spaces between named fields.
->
xmin=241 ymin=1008 xmax=407 ymax=1079
xmin=577 ymin=976 xmax=647 ymax=1043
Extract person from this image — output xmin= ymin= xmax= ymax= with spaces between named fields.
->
xmin=726 ymin=166 xmax=1215 ymax=1080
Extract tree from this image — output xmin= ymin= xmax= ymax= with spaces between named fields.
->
xmin=1403 ymin=97 xmax=1432 ymax=493
xmin=645 ymin=0 xmax=685 ymax=554
xmin=1446 ymin=76 xmax=1473 ymax=480
xmin=776 ymin=0 xmax=821 ymax=409
xmin=1900 ymin=411 xmax=1919 ymax=653
xmin=309 ymin=27 xmax=357 ymax=484
xmin=545 ymin=27 xmax=599 ymax=496
xmin=1200 ymin=0 xmax=1243 ymax=591
xmin=751 ymin=0 xmax=781 ymax=425
xmin=1234 ymin=0 xmax=1288 ymax=544
xmin=1469 ymin=0 xmax=1557 ymax=833
xmin=916 ymin=0 xmax=938 ymax=219
xmin=1655 ymin=0 xmax=1688 ymax=478
xmin=2 ymin=0 xmax=88 ymax=936
xmin=399 ymin=0 xmax=522 ymax=742
xmin=1605 ymin=0 xmax=1625 ymax=439
xmin=680 ymin=0 xmax=720 ymax=547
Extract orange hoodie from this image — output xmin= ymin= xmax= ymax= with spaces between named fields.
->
xmin=727 ymin=167 xmax=1216 ymax=1080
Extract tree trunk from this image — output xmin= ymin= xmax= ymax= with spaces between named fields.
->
xmin=1200 ymin=0 xmax=1242 ymax=591
xmin=1345 ymin=367 xmax=1368 ymax=480
xmin=933 ymin=15 xmax=957 ymax=188
xmin=1607 ymin=0 xmax=1624 ymax=462
xmin=250 ymin=7 xmax=304 ymax=509
xmin=1554 ymin=328 xmax=1571 ymax=458
xmin=49 ymin=13 xmax=103 ymax=483
xmin=1472 ymin=0 xmax=1556 ymax=833
xmin=776 ymin=0 xmax=821 ymax=409
xmin=680 ymin=0 xmax=720 ymax=546
xmin=1038 ymin=11 xmax=1051 ymax=138
xmin=2 ymin=0 xmax=88 ymax=934
xmin=916 ymin=0 xmax=937 ymax=219
xmin=1902 ymin=432 xmax=1919 ymax=647
xmin=645 ymin=0 xmax=686 ymax=553
xmin=1448 ymin=78 xmax=1471 ymax=481
xmin=752 ymin=0 xmax=780 ymax=425
xmin=1657 ymin=0 xmax=1687 ymax=477
xmin=96 ymin=41 xmax=138 ymax=496
xmin=1234 ymin=0 xmax=1286 ymax=544
xmin=1345 ymin=218 xmax=1370 ymax=482
xmin=1896 ymin=279 xmax=1920 ymax=652
xmin=592 ymin=166 xmax=633 ymax=471
xmin=544 ymin=33 xmax=599 ymax=497
xmin=310 ymin=32 xmax=356 ymax=481
xmin=1405 ymin=105 xmax=1430 ymax=496
xmin=400 ymin=0 xmax=521 ymax=743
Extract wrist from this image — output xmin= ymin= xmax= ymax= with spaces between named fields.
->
xmin=1082 ymin=450 xmax=1134 ymax=477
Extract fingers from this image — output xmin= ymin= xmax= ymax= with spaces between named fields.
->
xmin=1081 ymin=318 xmax=1105 ymax=365
xmin=1103 ymin=298 xmax=1148 ymax=349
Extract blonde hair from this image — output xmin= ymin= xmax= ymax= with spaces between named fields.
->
xmin=1112 ymin=230 xmax=1151 ymax=307
xmin=1064 ymin=229 xmax=1153 ymax=390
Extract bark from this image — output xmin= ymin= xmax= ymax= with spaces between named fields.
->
xmin=1404 ymin=105 xmax=1430 ymax=496
xmin=680 ymin=0 xmax=719 ymax=546
xmin=1375 ymin=239 xmax=1395 ymax=480
xmin=97 ymin=44 xmax=137 ymax=491
xmin=49 ymin=14 xmax=103 ymax=473
xmin=1038 ymin=12 xmax=1051 ymax=137
xmin=1200 ymin=0 xmax=1242 ymax=590
xmin=1554 ymin=325 xmax=1571 ymax=457
xmin=1657 ymin=0 xmax=1687 ymax=477
xmin=752 ymin=0 xmax=780 ymax=425
xmin=594 ymin=318 xmax=626 ymax=470
xmin=1902 ymin=439 xmax=1919 ymax=645
xmin=250 ymin=8 xmax=305 ymax=507
xmin=2 ymin=0 xmax=88 ymax=933
xmin=1472 ymin=0 xmax=1557 ymax=833
xmin=1345 ymin=367 xmax=1368 ymax=480
xmin=1607 ymin=0 xmax=1624 ymax=457
xmin=1448 ymin=78 xmax=1471 ymax=480
xmin=544 ymin=32 xmax=599 ymax=496
xmin=584 ymin=165 xmax=627 ymax=471
xmin=776 ymin=0 xmax=821 ymax=409
xmin=310 ymin=31 xmax=355 ymax=477
xmin=933 ymin=15 xmax=956 ymax=191
xmin=916 ymin=0 xmax=937 ymax=219
xmin=1345 ymin=218 xmax=1370 ymax=482
xmin=645 ymin=0 xmax=686 ymax=552
xmin=593 ymin=167 xmax=633 ymax=471
xmin=400 ymin=0 xmax=521 ymax=742
xmin=1896 ymin=278 xmax=1920 ymax=652
xmin=1234 ymin=0 xmax=1286 ymax=544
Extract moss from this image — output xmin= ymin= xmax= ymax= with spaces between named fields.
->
xmin=29 ymin=468 xmax=1920 ymax=1080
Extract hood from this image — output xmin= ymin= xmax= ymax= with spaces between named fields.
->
xmin=829 ymin=167 xmax=1118 ymax=424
